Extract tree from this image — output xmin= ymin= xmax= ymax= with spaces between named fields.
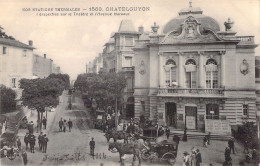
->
xmin=74 ymin=72 xmax=126 ymax=109
xmin=48 ymin=73 xmax=70 ymax=90
xmin=0 ymin=85 xmax=17 ymax=113
xmin=20 ymin=77 xmax=65 ymax=130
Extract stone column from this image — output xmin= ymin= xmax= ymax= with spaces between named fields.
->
xmin=220 ymin=51 xmax=225 ymax=88
xmin=158 ymin=52 xmax=163 ymax=87
xmin=198 ymin=52 xmax=204 ymax=88
xmin=178 ymin=52 xmax=184 ymax=88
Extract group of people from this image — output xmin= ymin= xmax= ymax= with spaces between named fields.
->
xmin=183 ymin=147 xmax=202 ymax=166
xmin=58 ymin=118 xmax=73 ymax=132
xmin=24 ymin=132 xmax=49 ymax=153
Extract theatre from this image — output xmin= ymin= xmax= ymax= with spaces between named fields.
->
xmin=133 ymin=4 xmax=258 ymax=132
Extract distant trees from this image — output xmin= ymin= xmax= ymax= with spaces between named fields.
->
xmin=20 ymin=74 xmax=70 ymax=130
xmin=74 ymin=72 xmax=126 ymax=109
xmin=0 ymin=85 xmax=17 ymax=113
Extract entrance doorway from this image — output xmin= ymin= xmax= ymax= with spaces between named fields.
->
xmin=165 ymin=103 xmax=177 ymax=128
xmin=185 ymin=106 xmax=197 ymax=130
xmin=126 ymin=97 xmax=134 ymax=119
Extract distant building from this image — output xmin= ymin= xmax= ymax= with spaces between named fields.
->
xmin=0 ymin=37 xmax=34 ymax=98
xmin=32 ymin=54 xmax=53 ymax=78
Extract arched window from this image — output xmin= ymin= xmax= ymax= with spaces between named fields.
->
xmin=205 ymin=58 xmax=218 ymax=88
xmin=164 ymin=59 xmax=177 ymax=87
xmin=185 ymin=59 xmax=197 ymax=88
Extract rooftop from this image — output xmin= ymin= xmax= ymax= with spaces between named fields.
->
xmin=0 ymin=38 xmax=34 ymax=50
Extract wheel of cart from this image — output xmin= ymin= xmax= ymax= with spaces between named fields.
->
xmin=160 ymin=152 xmax=176 ymax=165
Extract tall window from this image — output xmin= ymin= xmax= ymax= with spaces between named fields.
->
xmin=3 ymin=46 xmax=6 ymax=54
xmin=125 ymin=56 xmax=132 ymax=67
xmin=243 ymin=104 xmax=249 ymax=117
xmin=127 ymin=77 xmax=133 ymax=90
xmin=165 ymin=59 xmax=177 ymax=87
xmin=206 ymin=104 xmax=219 ymax=119
xmin=205 ymin=59 xmax=218 ymax=88
xmin=11 ymin=78 xmax=16 ymax=88
xmin=185 ymin=59 xmax=197 ymax=88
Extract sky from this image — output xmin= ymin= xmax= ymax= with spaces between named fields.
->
xmin=0 ymin=0 xmax=259 ymax=80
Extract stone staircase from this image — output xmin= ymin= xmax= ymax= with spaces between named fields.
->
xmin=169 ymin=128 xmax=232 ymax=141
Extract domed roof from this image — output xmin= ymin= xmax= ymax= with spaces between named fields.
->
xmin=162 ymin=6 xmax=220 ymax=34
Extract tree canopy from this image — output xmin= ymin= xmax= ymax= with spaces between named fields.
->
xmin=74 ymin=72 xmax=126 ymax=109
xmin=20 ymin=77 xmax=67 ymax=130
xmin=0 ymin=85 xmax=17 ymax=113
xmin=48 ymin=73 xmax=70 ymax=90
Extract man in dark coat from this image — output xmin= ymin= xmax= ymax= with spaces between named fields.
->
xmin=38 ymin=132 xmax=43 ymax=150
xmin=42 ymin=134 xmax=49 ymax=153
xmin=59 ymin=118 xmax=63 ymax=132
xmin=173 ymin=135 xmax=180 ymax=152
xmin=42 ymin=117 xmax=47 ymax=129
xmin=68 ymin=119 xmax=73 ymax=132
xmin=228 ymin=138 xmax=235 ymax=154
xmin=224 ymin=147 xmax=232 ymax=162
xmin=165 ymin=127 xmax=170 ymax=139
xmin=89 ymin=137 xmax=95 ymax=156
xmin=196 ymin=149 xmax=202 ymax=166
xmin=29 ymin=134 xmax=36 ymax=153
xmin=22 ymin=150 xmax=28 ymax=166
xmin=24 ymin=133 xmax=29 ymax=150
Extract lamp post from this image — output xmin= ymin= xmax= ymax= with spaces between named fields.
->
xmin=182 ymin=113 xmax=187 ymax=141
xmin=115 ymin=96 xmax=118 ymax=130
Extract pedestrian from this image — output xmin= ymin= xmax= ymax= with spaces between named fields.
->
xmin=42 ymin=134 xmax=49 ymax=153
xmin=195 ymin=149 xmax=202 ymax=166
xmin=17 ymin=138 xmax=21 ymax=150
xmin=224 ymin=147 xmax=232 ymax=163
xmin=89 ymin=137 xmax=95 ymax=156
xmin=63 ymin=119 xmax=67 ymax=132
xmin=165 ymin=127 xmax=170 ymax=139
xmin=173 ymin=135 xmax=180 ymax=153
xmin=38 ymin=132 xmax=43 ymax=150
xmin=29 ymin=133 xmax=36 ymax=153
xmin=21 ymin=150 xmax=28 ymax=166
xmin=24 ymin=133 xmax=29 ymax=150
xmin=228 ymin=138 xmax=235 ymax=154
xmin=206 ymin=132 xmax=211 ymax=145
xmin=183 ymin=151 xmax=190 ymax=166
xmin=243 ymin=140 xmax=249 ymax=153
xmin=190 ymin=148 xmax=197 ymax=166
xmin=59 ymin=118 xmax=63 ymax=132
xmin=28 ymin=121 xmax=34 ymax=134
xmin=68 ymin=119 xmax=73 ymax=132
xmin=203 ymin=136 xmax=208 ymax=148
xmin=42 ymin=117 xmax=47 ymax=129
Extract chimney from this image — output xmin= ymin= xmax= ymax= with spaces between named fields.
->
xmin=28 ymin=40 xmax=33 ymax=46
xmin=138 ymin=26 xmax=144 ymax=34
xmin=44 ymin=54 xmax=46 ymax=58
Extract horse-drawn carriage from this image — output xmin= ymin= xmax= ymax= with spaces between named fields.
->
xmin=141 ymin=140 xmax=177 ymax=165
xmin=141 ymin=127 xmax=164 ymax=142
xmin=94 ymin=110 xmax=105 ymax=129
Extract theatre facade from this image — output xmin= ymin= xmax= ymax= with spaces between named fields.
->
xmin=133 ymin=5 xmax=258 ymax=131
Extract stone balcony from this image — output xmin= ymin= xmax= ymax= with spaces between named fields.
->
xmin=157 ymin=88 xmax=224 ymax=98
xmin=236 ymin=36 xmax=255 ymax=44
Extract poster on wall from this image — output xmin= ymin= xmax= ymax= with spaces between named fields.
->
xmin=205 ymin=119 xmax=231 ymax=135
xmin=186 ymin=116 xmax=196 ymax=129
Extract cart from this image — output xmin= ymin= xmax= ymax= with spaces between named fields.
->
xmin=141 ymin=140 xmax=177 ymax=165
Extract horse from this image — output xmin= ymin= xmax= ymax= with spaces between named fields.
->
xmin=108 ymin=142 xmax=142 ymax=166
xmin=105 ymin=130 xmax=128 ymax=143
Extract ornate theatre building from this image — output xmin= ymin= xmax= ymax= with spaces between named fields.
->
xmin=133 ymin=5 xmax=258 ymax=132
